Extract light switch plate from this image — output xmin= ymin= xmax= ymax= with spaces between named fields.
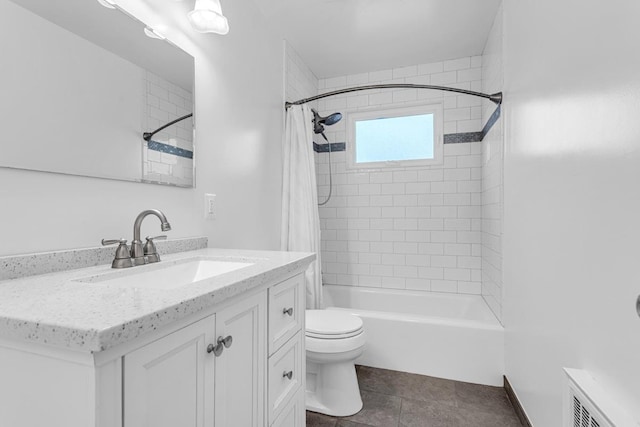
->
xmin=204 ymin=193 xmax=216 ymax=220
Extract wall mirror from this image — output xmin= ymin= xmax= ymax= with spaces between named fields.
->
xmin=1 ymin=0 xmax=195 ymax=187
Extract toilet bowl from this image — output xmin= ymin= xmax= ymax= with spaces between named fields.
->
xmin=305 ymin=310 xmax=365 ymax=417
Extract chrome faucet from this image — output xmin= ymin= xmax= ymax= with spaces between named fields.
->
xmin=103 ymin=210 xmax=171 ymax=268
xmin=130 ymin=209 xmax=171 ymax=266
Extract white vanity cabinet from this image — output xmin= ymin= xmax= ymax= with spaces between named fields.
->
xmin=122 ymin=279 xmax=303 ymax=427
xmin=0 ymin=270 xmax=307 ymax=427
xmin=267 ymin=274 xmax=305 ymax=425
xmin=123 ymin=290 xmax=267 ymax=427
xmin=123 ymin=289 xmax=268 ymax=427
xmin=124 ymin=315 xmax=215 ymax=427
xmin=213 ymin=290 xmax=266 ymax=427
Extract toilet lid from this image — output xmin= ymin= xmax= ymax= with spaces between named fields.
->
xmin=305 ymin=310 xmax=363 ymax=339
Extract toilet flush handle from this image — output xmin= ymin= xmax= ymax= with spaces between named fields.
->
xmin=283 ymin=307 xmax=294 ymax=316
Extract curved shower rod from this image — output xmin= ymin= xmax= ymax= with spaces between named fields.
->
xmin=285 ymin=84 xmax=502 ymax=109
xmin=143 ymin=113 xmax=193 ymax=142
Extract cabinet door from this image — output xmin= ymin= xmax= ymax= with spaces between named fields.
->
xmin=124 ymin=316 xmax=215 ymax=427
xmin=214 ymin=291 xmax=266 ymax=427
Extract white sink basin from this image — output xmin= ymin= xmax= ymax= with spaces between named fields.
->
xmin=77 ymin=258 xmax=254 ymax=290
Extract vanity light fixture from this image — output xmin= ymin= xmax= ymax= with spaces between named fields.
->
xmin=188 ymin=0 xmax=229 ymax=35
xmin=96 ymin=0 xmax=116 ymax=9
xmin=144 ymin=26 xmax=167 ymax=40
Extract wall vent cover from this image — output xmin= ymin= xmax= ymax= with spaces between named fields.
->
xmin=573 ymin=394 xmax=603 ymax=427
xmin=563 ymin=368 xmax=637 ymax=427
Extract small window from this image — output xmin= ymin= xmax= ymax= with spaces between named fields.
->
xmin=347 ymin=103 xmax=443 ymax=169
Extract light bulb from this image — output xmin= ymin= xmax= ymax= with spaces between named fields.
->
xmin=188 ymin=0 xmax=229 ymax=35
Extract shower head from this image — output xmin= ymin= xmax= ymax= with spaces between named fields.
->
xmin=311 ymin=108 xmax=342 ymax=135
xmin=323 ymin=112 xmax=342 ymax=126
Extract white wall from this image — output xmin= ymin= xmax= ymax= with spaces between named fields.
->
xmin=502 ymin=0 xmax=640 ymax=425
xmin=480 ymin=4 xmax=504 ymax=322
xmin=0 ymin=0 xmax=284 ymax=256
xmin=314 ymin=58 xmax=484 ymax=294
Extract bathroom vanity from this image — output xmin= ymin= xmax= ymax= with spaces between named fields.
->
xmin=0 ymin=248 xmax=313 ymax=427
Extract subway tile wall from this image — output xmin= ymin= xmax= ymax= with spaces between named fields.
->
xmin=481 ymin=4 xmax=504 ymax=322
xmin=285 ymin=42 xmax=319 ymax=103
xmin=315 ymin=56 xmax=484 ymax=294
xmin=142 ymin=70 xmax=194 ymax=187
xmin=317 ymin=55 xmax=483 ymax=138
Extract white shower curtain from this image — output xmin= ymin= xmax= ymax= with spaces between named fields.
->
xmin=281 ymin=105 xmax=323 ymax=309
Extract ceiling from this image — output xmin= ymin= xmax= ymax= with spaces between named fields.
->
xmin=253 ymin=0 xmax=501 ymax=79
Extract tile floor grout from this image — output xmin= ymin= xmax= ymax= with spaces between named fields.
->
xmin=306 ymin=365 xmax=523 ymax=427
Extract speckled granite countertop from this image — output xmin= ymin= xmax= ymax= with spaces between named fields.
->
xmin=0 ymin=248 xmax=314 ymax=353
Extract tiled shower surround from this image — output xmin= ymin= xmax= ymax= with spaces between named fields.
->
xmin=283 ymin=45 xmax=504 ymax=302
xmin=481 ymin=4 xmax=505 ymax=321
xmin=285 ymin=41 xmax=319 ymax=106
xmin=142 ymin=70 xmax=194 ymax=187
xmin=314 ymin=57 xmax=484 ymax=294
xmin=315 ymin=143 xmax=482 ymax=293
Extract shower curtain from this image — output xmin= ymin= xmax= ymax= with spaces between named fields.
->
xmin=281 ymin=105 xmax=323 ymax=309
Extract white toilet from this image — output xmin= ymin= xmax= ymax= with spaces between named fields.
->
xmin=305 ymin=310 xmax=366 ymax=416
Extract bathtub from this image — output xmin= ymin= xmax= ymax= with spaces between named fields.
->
xmin=323 ymin=285 xmax=504 ymax=386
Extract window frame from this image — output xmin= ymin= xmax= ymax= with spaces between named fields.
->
xmin=346 ymin=102 xmax=444 ymax=170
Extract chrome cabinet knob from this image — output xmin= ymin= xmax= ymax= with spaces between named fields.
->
xmin=283 ymin=307 xmax=294 ymax=316
xmin=207 ymin=342 xmax=224 ymax=357
xmin=282 ymin=370 xmax=293 ymax=380
xmin=207 ymin=336 xmax=233 ymax=357
xmin=218 ymin=335 xmax=233 ymax=349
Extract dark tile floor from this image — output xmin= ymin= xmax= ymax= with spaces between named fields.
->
xmin=306 ymin=366 xmax=522 ymax=427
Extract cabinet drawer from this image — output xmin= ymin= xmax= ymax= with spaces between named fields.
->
xmin=271 ymin=389 xmax=304 ymax=427
xmin=268 ymin=274 xmax=304 ymax=354
xmin=268 ymin=330 xmax=303 ymax=424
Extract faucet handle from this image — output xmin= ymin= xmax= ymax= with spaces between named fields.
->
xmin=101 ymin=239 xmax=130 ymax=259
xmin=101 ymin=239 xmax=133 ymax=269
xmin=102 ymin=238 xmax=127 ymax=246
xmin=143 ymin=235 xmax=166 ymax=263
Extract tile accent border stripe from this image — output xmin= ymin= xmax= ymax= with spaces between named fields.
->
xmin=312 ymin=133 xmax=482 ymax=152
xmin=148 ymin=140 xmax=194 ymax=159
xmin=444 ymin=132 xmax=483 ymax=144
xmin=504 ymin=376 xmax=533 ymax=427
xmin=313 ymin=142 xmax=346 ymax=153
xmin=0 ymin=237 xmax=208 ymax=281
xmin=313 ymin=106 xmax=501 ymax=153
xmin=481 ymin=105 xmax=501 ymax=139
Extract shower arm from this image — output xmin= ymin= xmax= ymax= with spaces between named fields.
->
xmin=143 ymin=113 xmax=193 ymax=142
xmin=285 ymin=84 xmax=502 ymax=109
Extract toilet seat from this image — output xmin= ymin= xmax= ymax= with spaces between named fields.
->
xmin=305 ymin=310 xmax=363 ymax=339
xmin=306 ymin=330 xmax=365 ymax=355
xmin=304 ymin=310 xmax=365 ymax=417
